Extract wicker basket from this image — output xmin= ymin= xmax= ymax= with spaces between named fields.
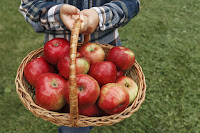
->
xmin=15 ymin=19 xmax=146 ymax=127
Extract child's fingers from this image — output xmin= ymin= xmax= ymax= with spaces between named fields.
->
xmin=60 ymin=4 xmax=81 ymax=31
xmin=60 ymin=4 xmax=80 ymax=15
xmin=79 ymin=14 xmax=88 ymax=33
xmin=80 ymin=9 xmax=99 ymax=34
xmin=63 ymin=19 xmax=74 ymax=31
xmin=80 ymin=9 xmax=90 ymax=17
xmin=72 ymin=15 xmax=80 ymax=20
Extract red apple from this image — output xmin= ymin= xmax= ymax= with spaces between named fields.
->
xmin=116 ymin=76 xmax=138 ymax=105
xmin=98 ymin=83 xmax=129 ymax=115
xmin=59 ymin=104 xmax=69 ymax=113
xmin=57 ymin=52 xmax=90 ymax=79
xmin=88 ymin=61 xmax=117 ymax=86
xmin=64 ymin=74 xmax=100 ymax=108
xmin=24 ymin=56 xmax=55 ymax=87
xmin=116 ymin=70 xmax=125 ymax=80
xmin=78 ymin=42 xmax=105 ymax=64
xmin=44 ymin=38 xmax=70 ymax=65
xmin=35 ymin=73 xmax=67 ymax=111
xmin=79 ymin=104 xmax=102 ymax=117
xmin=107 ymin=46 xmax=135 ymax=70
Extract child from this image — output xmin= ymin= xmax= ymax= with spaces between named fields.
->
xmin=20 ymin=0 xmax=140 ymax=132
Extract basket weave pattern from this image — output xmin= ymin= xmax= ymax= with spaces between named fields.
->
xmin=15 ymin=20 xmax=146 ymax=127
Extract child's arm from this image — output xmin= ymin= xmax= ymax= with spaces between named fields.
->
xmin=19 ymin=0 xmax=81 ymax=33
xmin=82 ymin=0 xmax=140 ymax=33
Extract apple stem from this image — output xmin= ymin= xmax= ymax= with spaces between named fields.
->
xmin=125 ymin=82 xmax=129 ymax=87
xmin=89 ymin=46 xmax=95 ymax=52
xmin=78 ymin=86 xmax=84 ymax=92
xmin=54 ymin=43 xmax=59 ymax=47
xmin=119 ymin=103 xmax=124 ymax=107
xmin=51 ymin=80 xmax=58 ymax=87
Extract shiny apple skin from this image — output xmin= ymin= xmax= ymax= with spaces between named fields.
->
xmin=44 ymin=38 xmax=70 ymax=65
xmin=35 ymin=73 xmax=67 ymax=111
xmin=88 ymin=61 xmax=117 ymax=87
xmin=107 ymin=46 xmax=135 ymax=70
xmin=116 ymin=76 xmax=138 ymax=105
xmin=57 ymin=52 xmax=90 ymax=79
xmin=24 ymin=56 xmax=55 ymax=87
xmin=64 ymin=74 xmax=100 ymax=108
xmin=98 ymin=83 xmax=129 ymax=115
xmin=116 ymin=70 xmax=125 ymax=80
xmin=79 ymin=103 xmax=102 ymax=117
xmin=78 ymin=42 xmax=105 ymax=64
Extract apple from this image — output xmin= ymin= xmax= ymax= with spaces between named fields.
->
xmin=79 ymin=103 xmax=102 ymax=117
xmin=78 ymin=42 xmax=105 ymax=64
xmin=44 ymin=38 xmax=70 ymax=65
xmin=107 ymin=46 xmax=135 ymax=70
xmin=116 ymin=76 xmax=138 ymax=105
xmin=88 ymin=61 xmax=117 ymax=86
xmin=59 ymin=104 xmax=69 ymax=113
xmin=116 ymin=70 xmax=125 ymax=80
xmin=57 ymin=52 xmax=90 ymax=79
xmin=35 ymin=73 xmax=67 ymax=111
xmin=75 ymin=52 xmax=90 ymax=74
xmin=64 ymin=74 xmax=100 ymax=108
xmin=98 ymin=83 xmax=129 ymax=115
xmin=24 ymin=56 xmax=55 ymax=87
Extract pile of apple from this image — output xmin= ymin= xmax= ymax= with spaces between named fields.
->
xmin=24 ymin=38 xmax=138 ymax=117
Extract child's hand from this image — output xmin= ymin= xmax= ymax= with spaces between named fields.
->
xmin=80 ymin=9 xmax=99 ymax=35
xmin=60 ymin=4 xmax=88 ymax=32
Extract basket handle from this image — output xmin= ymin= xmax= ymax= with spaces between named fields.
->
xmin=84 ymin=34 xmax=89 ymax=44
xmin=69 ymin=19 xmax=89 ymax=126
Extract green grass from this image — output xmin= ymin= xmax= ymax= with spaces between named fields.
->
xmin=0 ymin=0 xmax=199 ymax=132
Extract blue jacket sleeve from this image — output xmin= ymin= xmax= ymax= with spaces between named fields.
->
xmin=19 ymin=0 xmax=66 ymax=33
xmin=92 ymin=0 xmax=140 ymax=31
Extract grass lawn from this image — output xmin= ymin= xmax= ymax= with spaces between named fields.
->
xmin=0 ymin=0 xmax=199 ymax=133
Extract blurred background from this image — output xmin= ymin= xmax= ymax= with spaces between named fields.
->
xmin=0 ymin=0 xmax=199 ymax=132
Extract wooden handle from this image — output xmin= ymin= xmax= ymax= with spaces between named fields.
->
xmin=84 ymin=34 xmax=89 ymax=44
xmin=69 ymin=19 xmax=91 ymax=126
xmin=69 ymin=19 xmax=81 ymax=126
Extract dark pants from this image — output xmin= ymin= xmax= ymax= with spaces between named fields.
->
xmin=58 ymin=126 xmax=93 ymax=133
